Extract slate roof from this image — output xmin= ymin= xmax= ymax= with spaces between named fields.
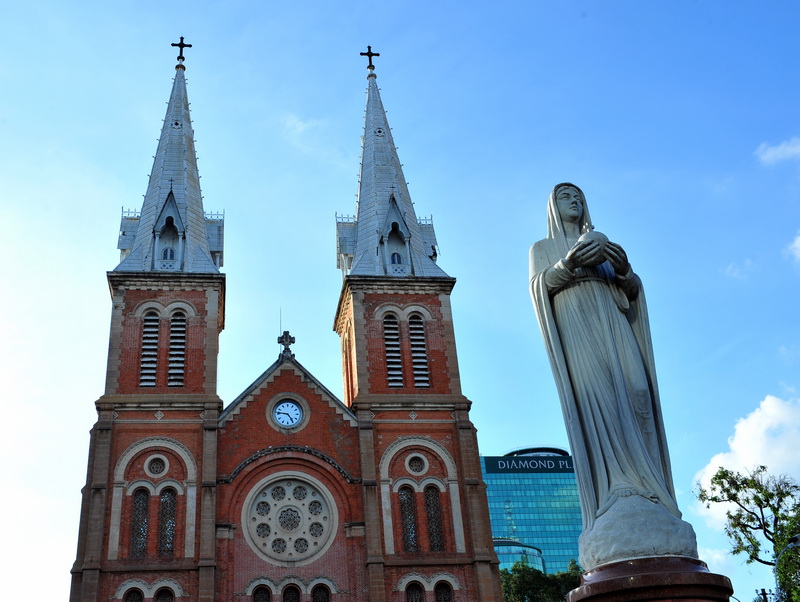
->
xmin=337 ymin=65 xmax=448 ymax=279
xmin=116 ymin=59 xmax=222 ymax=273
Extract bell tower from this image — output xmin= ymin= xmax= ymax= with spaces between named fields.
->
xmin=334 ymin=49 xmax=503 ymax=601
xmin=70 ymin=40 xmax=225 ymax=602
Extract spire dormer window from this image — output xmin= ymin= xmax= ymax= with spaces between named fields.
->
xmin=384 ymin=222 xmax=409 ymax=276
xmin=157 ymin=217 xmax=180 ymax=271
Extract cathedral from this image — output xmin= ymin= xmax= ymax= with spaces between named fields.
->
xmin=70 ymin=42 xmax=503 ymax=602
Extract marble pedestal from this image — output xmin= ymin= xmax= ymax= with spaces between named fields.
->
xmin=567 ymin=557 xmax=733 ymax=602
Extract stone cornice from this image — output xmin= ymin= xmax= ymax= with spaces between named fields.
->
xmin=333 ymin=275 xmax=456 ymax=329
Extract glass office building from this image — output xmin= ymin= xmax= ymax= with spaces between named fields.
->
xmin=481 ymin=446 xmax=582 ymax=574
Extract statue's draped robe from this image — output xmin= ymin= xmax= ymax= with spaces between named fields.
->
xmin=529 ymin=193 xmax=680 ymax=531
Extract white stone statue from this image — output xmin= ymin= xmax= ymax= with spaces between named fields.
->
xmin=530 ymin=183 xmax=697 ymax=570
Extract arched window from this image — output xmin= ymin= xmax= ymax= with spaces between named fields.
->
xmin=282 ymin=585 xmax=301 ymax=602
xmin=408 ymin=314 xmax=429 ymax=388
xmin=130 ymin=488 xmax=149 ymax=557
xmin=391 ymin=252 xmax=403 ymax=264
xmin=154 ymin=588 xmax=175 ymax=602
xmin=168 ymin=312 xmax=186 ymax=387
xmin=311 ymin=585 xmax=330 ymax=602
xmin=383 ymin=314 xmax=403 ymax=387
xmin=158 ymin=488 xmax=177 ymax=556
xmin=140 ymin=312 xmax=159 ymax=387
xmin=425 ymin=485 xmax=445 ymax=551
xmin=406 ymin=583 xmax=425 ymax=602
xmin=162 ymin=247 xmax=175 ymax=260
xmin=434 ymin=582 xmax=453 ymax=602
xmin=399 ymin=485 xmax=418 ymax=552
xmin=124 ymin=590 xmax=144 ymax=602
xmin=253 ymin=585 xmax=271 ymax=602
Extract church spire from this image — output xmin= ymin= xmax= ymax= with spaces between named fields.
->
xmin=336 ymin=48 xmax=447 ymax=278
xmin=116 ymin=39 xmax=223 ymax=273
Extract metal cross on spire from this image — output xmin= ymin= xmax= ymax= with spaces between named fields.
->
xmin=172 ymin=36 xmax=193 ymax=61
xmin=360 ymin=45 xmax=380 ymax=70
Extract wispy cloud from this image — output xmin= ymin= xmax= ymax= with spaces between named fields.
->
xmin=282 ymin=113 xmax=322 ymax=137
xmin=785 ymin=232 xmax=800 ymax=263
xmin=755 ymin=137 xmax=800 ymax=165
xmin=694 ymin=396 xmax=800 ymax=527
xmin=723 ymin=259 xmax=755 ymax=279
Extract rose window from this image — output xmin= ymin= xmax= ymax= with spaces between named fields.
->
xmin=244 ymin=475 xmax=336 ymax=565
xmin=279 ymin=508 xmax=301 ymax=530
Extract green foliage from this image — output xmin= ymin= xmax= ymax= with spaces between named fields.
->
xmin=500 ymin=560 xmax=582 ymax=602
xmin=696 ymin=465 xmax=800 ymax=601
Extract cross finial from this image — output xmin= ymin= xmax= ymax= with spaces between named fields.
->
xmin=360 ymin=45 xmax=380 ymax=71
xmin=171 ymin=36 xmax=192 ymax=62
xmin=278 ymin=330 xmax=296 ymax=358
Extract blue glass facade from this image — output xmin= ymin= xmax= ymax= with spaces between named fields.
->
xmin=481 ymin=447 xmax=582 ymax=574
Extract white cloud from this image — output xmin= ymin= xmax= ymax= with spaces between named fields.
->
xmin=282 ymin=113 xmax=323 ymax=137
xmin=723 ymin=259 xmax=755 ymax=279
xmin=755 ymin=137 xmax=800 ymax=165
xmin=694 ymin=396 xmax=800 ymax=528
xmin=785 ymin=232 xmax=800 ymax=263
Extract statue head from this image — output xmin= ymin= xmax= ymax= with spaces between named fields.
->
xmin=547 ymin=183 xmax=594 ymax=243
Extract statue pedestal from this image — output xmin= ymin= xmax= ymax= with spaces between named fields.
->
xmin=567 ymin=557 xmax=733 ymax=602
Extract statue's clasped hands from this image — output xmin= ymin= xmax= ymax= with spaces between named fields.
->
xmin=565 ymin=238 xmax=630 ymax=274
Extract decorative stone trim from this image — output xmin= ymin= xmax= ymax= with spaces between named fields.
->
xmin=219 ymin=445 xmax=359 ymax=485
xmin=395 ymin=571 xmax=460 ymax=592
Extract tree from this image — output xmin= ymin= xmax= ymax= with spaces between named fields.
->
xmin=696 ymin=465 xmax=800 ymax=601
xmin=500 ymin=560 xmax=582 ymax=602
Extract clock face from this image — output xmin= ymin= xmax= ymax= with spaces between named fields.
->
xmin=273 ymin=401 xmax=303 ymax=427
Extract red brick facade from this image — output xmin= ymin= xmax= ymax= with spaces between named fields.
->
xmin=70 ymin=270 xmax=502 ymax=601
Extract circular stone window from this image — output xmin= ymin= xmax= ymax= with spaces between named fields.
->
xmin=405 ymin=453 xmax=429 ymax=476
xmin=242 ymin=473 xmax=337 ymax=566
xmin=145 ymin=454 xmax=169 ymax=478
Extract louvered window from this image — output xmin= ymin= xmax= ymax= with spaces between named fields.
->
xmin=399 ymin=486 xmax=418 ymax=552
xmin=140 ymin=312 xmax=159 ymax=387
xmin=311 ymin=585 xmax=330 ymax=602
xmin=383 ymin=314 xmax=403 ymax=387
xmin=168 ymin=312 xmax=186 ymax=387
xmin=425 ymin=485 xmax=445 ymax=551
xmin=130 ymin=488 xmax=149 ymax=558
xmin=409 ymin=314 xmax=429 ymax=387
xmin=253 ymin=586 xmax=271 ymax=602
xmin=434 ymin=583 xmax=453 ymax=602
xmin=158 ymin=488 xmax=177 ymax=556
xmin=406 ymin=583 xmax=424 ymax=602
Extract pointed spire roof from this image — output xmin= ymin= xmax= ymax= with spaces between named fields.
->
xmin=115 ymin=41 xmax=222 ymax=273
xmin=336 ymin=49 xmax=447 ymax=279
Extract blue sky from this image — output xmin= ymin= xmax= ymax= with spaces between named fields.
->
xmin=2 ymin=1 xmax=799 ymax=599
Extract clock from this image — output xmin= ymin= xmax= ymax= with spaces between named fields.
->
xmin=273 ymin=400 xmax=303 ymax=428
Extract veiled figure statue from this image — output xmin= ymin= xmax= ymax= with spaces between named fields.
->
xmin=530 ymin=183 xmax=697 ymax=570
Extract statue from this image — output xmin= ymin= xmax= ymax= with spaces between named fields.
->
xmin=530 ymin=183 xmax=697 ymax=570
